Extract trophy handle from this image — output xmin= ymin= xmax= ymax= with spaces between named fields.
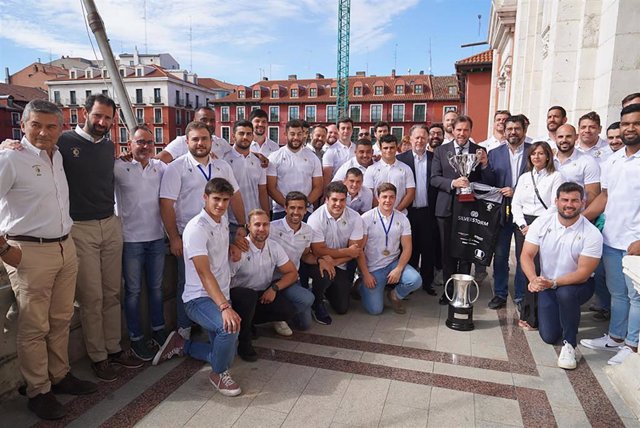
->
xmin=444 ymin=277 xmax=454 ymax=301
xmin=470 ymin=280 xmax=480 ymax=304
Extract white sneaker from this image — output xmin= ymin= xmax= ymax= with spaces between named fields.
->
xmin=580 ymin=334 xmax=622 ymax=352
xmin=273 ymin=321 xmax=293 ymax=337
xmin=607 ymin=345 xmax=635 ymax=365
xmin=558 ymin=341 xmax=577 ymax=370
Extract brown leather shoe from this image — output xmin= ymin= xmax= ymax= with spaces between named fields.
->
xmin=52 ymin=372 xmax=97 ymax=395
xmin=387 ymin=289 xmax=406 ymax=314
xmin=109 ymin=349 xmax=144 ymax=368
xmin=28 ymin=391 xmax=66 ymax=420
xmin=91 ymin=359 xmax=120 ymax=382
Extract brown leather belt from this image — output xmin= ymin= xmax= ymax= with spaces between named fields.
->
xmin=6 ymin=234 xmax=69 ymax=243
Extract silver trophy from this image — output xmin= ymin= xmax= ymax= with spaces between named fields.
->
xmin=447 ymin=151 xmax=480 ymax=202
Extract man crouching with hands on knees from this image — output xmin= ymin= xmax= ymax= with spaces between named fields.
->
xmin=153 ymin=178 xmax=243 ymax=397
xmin=520 ymin=182 xmax=602 ymax=370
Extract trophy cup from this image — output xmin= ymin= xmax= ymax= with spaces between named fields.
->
xmin=444 ymin=274 xmax=480 ymax=331
xmin=447 ymin=151 xmax=480 ymax=202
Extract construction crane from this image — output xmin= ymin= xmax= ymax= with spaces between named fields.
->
xmin=336 ymin=0 xmax=351 ymax=121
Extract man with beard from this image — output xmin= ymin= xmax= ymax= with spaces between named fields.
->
xmin=576 ymin=111 xmax=612 ymax=164
xmin=479 ymin=110 xmax=511 ymax=152
xmin=58 ymin=94 xmax=141 ymax=380
xmin=521 ymin=182 xmax=602 ymax=370
xmin=537 ymin=106 xmax=567 ymax=151
xmin=323 ymin=117 xmax=355 ymax=187
xmin=223 ymin=120 xmax=270 ymax=232
xmin=442 ymin=110 xmax=458 ymax=143
xmin=308 ymin=125 xmax=327 ymax=161
xmin=157 ymin=106 xmax=231 ymax=163
xmin=324 ymin=124 xmax=339 ymax=150
xmin=487 ymin=116 xmax=531 ymax=309
xmin=267 ymin=119 xmax=323 ymax=220
xmin=160 ymin=121 xmax=245 ymax=342
xmin=554 ymin=124 xmax=601 ymax=205
xmin=581 ymin=103 xmax=640 ymax=366
xmin=333 ymin=139 xmax=374 ymax=181
xmin=607 ymin=122 xmax=624 ymax=153
xmin=372 ymin=121 xmax=390 ymax=158
xmin=249 ymin=109 xmax=280 ymax=157
xmin=427 ymin=123 xmax=445 ymax=152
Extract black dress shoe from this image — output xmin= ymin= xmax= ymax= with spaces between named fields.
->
xmin=28 ymin=392 xmax=66 ymax=420
xmin=488 ymin=295 xmax=507 ymax=309
xmin=438 ymin=294 xmax=449 ymax=305
xmin=238 ymin=344 xmax=258 ymax=362
xmin=52 ymin=372 xmax=98 ymax=395
xmin=423 ymin=286 xmax=437 ymax=296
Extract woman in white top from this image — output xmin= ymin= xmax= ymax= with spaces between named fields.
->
xmin=512 ymin=141 xmax=564 ymax=330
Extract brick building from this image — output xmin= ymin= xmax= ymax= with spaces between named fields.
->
xmin=455 ymin=50 xmax=493 ymax=141
xmin=0 ymin=83 xmax=48 ymax=140
xmin=209 ymin=71 xmax=462 ymax=144
xmin=6 ymin=62 xmax=68 ymax=92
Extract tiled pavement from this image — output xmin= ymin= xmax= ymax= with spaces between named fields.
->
xmin=3 ymin=275 xmax=640 ymax=427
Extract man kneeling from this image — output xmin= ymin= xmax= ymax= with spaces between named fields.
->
xmin=231 ymin=209 xmax=299 ymax=362
xmin=153 ymin=178 xmax=242 ymax=397
xmin=520 ymin=182 xmax=602 ymax=370
xmin=358 ymin=183 xmax=422 ymax=314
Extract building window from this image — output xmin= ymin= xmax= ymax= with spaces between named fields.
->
xmin=69 ymin=90 xmax=77 ymax=105
xmin=271 ymin=89 xmax=279 ymax=99
xmin=290 ymin=88 xmax=298 ymax=98
xmin=176 ymin=128 xmax=182 ymax=136
xmin=330 ymin=87 xmax=337 ymax=97
xmin=176 ymin=110 xmax=182 ymax=125
xmin=175 ymin=90 xmax=181 ymax=106
xmin=269 ymin=106 xmax=279 ymax=122
xmin=391 ymin=126 xmax=404 ymax=140
xmin=237 ymin=106 xmax=245 ymax=120
xmin=70 ymin=71 xmax=76 ymax=79
xmin=326 ymin=105 xmax=337 ymax=122
xmin=152 ymin=88 xmax=161 ymax=103
xmin=136 ymin=108 xmax=144 ymax=124
xmin=221 ymin=126 xmax=230 ymax=142
xmin=414 ymin=84 xmax=423 ymax=94
xmin=288 ymin=106 xmax=300 ymax=120
xmin=119 ymin=69 xmax=125 ymax=77
xmin=352 ymin=126 xmax=360 ymax=143
xmin=134 ymin=89 xmax=142 ymax=104
xmin=395 ymin=85 xmax=404 ymax=95
xmin=102 ymin=70 xmax=109 ymax=78
xmin=370 ymin=104 xmax=382 ymax=122
xmin=186 ymin=111 xmax=192 ymax=123
xmin=238 ymin=90 xmax=245 ymax=99
xmin=154 ymin=108 xmax=162 ymax=124
xmin=392 ymin=104 xmax=405 ymax=122
xmin=85 ymin=90 xmax=92 ymax=99
xmin=305 ymin=105 xmax=316 ymax=122
xmin=136 ymin=68 xmax=143 ymax=77
xmin=375 ymin=86 xmax=383 ymax=96
xmin=155 ymin=146 xmax=163 ymax=155
xmin=12 ymin=128 xmax=22 ymax=139
xmin=70 ymin=109 xmax=78 ymax=124
xmin=253 ymin=89 xmax=261 ymax=98
xmin=120 ymin=146 xmax=128 ymax=155
xmin=53 ymin=91 xmax=61 ymax=104
xmin=119 ymin=127 xmax=127 ymax=143
xmin=268 ymin=126 xmax=279 ymax=144
xmin=185 ymin=93 xmax=191 ymax=107
xmin=413 ymin=104 xmax=426 ymax=122
xmin=448 ymin=85 xmax=457 ymax=96
xmin=102 ymin=89 xmax=109 ymax=96
xmin=309 ymin=87 xmax=317 ymax=97
xmin=443 ymin=105 xmax=458 ymax=114
xmin=195 ymin=95 xmax=200 ymax=108
xmin=221 ymin=106 xmax=230 ymax=122
xmin=251 ymin=105 xmax=260 ymax=111
xmin=11 ymin=112 xmax=20 ymax=126
xmin=118 ymin=109 xmax=126 ymax=123
xmin=349 ymin=105 xmax=361 ymax=122
xmin=353 ymin=86 xmax=362 ymax=96
xmin=154 ymin=127 xmax=163 ymax=143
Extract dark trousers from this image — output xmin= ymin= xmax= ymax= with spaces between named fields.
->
xmin=515 ymin=215 xmax=540 ymax=327
xmin=230 ymin=287 xmax=296 ymax=347
xmin=538 ymin=279 xmax=594 ymax=347
xmin=310 ymin=264 xmax=354 ymax=315
xmin=407 ymin=207 xmax=434 ymax=288
xmin=437 ymin=216 xmax=471 ymax=297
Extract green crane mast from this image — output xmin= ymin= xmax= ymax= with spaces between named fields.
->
xmin=336 ymin=0 xmax=351 ymax=121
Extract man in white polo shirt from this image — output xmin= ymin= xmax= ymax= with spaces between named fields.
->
xmin=249 ymin=109 xmax=280 ymax=157
xmin=363 ymin=134 xmax=415 ymax=213
xmin=521 ymin=182 xmax=602 ymax=370
xmin=160 ymin=121 xmax=245 ymax=340
xmin=333 ymin=138 xmax=374 ymax=182
xmin=553 ymin=124 xmax=601 ymax=206
xmin=114 ymin=125 xmax=168 ymax=361
xmin=322 ymin=117 xmax=355 ymax=187
xmin=230 ymin=209 xmax=299 ymax=362
xmin=576 ymin=111 xmax=612 ymax=164
xmin=581 ymin=103 xmax=640 ymax=365
xmin=267 ymin=119 xmax=323 ymax=220
xmin=157 ymin=106 xmax=231 ymax=163
xmin=153 ymin=178 xmax=242 ymax=397
xmin=343 ymin=168 xmax=373 ymax=214
xmin=358 ymin=183 xmax=422 ymax=315
xmin=307 ymin=181 xmax=365 ymax=324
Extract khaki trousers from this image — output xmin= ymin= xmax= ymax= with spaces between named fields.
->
xmin=4 ymin=238 xmax=78 ymax=398
xmin=72 ymin=215 xmax=123 ymax=362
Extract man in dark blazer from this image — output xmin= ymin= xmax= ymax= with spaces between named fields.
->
xmin=431 ymin=115 xmax=496 ymax=304
xmin=487 ymin=115 xmax=531 ymax=309
xmin=397 ymin=125 xmax=437 ymax=295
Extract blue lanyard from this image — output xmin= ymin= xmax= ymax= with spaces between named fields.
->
xmin=377 ymin=209 xmax=394 ymax=249
xmin=197 ymin=163 xmax=212 ymax=181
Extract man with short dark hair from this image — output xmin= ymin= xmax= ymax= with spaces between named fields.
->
xmin=606 ymin=122 xmax=623 ymax=152
xmin=622 ymin=92 xmax=640 ymax=107
xmin=427 ymin=123 xmax=445 ymax=152
xmin=343 ymin=168 xmax=373 ymax=214
xmin=249 ymin=109 xmax=280 ymax=157
xmin=333 ymin=139 xmax=374 ymax=181
xmin=308 ymin=125 xmax=327 ymax=160
xmin=538 ymin=106 xmax=567 ymax=150
xmin=323 ymin=117 xmax=355 ymax=187
xmin=479 ymin=110 xmax=511 ymax=152
xmin=372 ymin=121 xmax=390 ymax=157
xmin=576 ymin=111 xmax=612 ymax=164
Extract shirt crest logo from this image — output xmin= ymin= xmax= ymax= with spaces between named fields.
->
xmin=71 ymin=147 xmax=81 ymax=158
xmin=32 ymin=165 xmax=42 ymax=176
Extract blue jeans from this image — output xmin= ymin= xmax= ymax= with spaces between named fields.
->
xmin=281 ymin=282 xmax=315 ymax=330
xmin=538 ymin=279 xmax=594 ymax=347
xmin=493 ymin=223 xmax=525 ymax=302
xmin=184 ymin=297 xmax=238 ymax=374
xmin=603 ymin=244 xmax=640 ymax=347
xmin=176 ymin=255 xmax=192 ymax=330
xmin=123 ymin=239 xmax=166 ymax=340
xmin=593 ymin=260 xmax=610 ymax=310
xmin=359 ymin=259 xmax=422 ymax=315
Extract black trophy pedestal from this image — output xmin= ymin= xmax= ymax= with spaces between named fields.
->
xmin=446 ymin=304 xmax=475 ymax=331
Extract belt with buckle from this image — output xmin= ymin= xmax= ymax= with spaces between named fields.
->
xmin=6 ymin=234 xmax=69 ymax=243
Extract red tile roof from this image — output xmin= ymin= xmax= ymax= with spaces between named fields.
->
xmin=0 ymin=83 xmax=48 ymax=102
xmin=456 ymin=50 xmax=493 ymax=65
xmin=198 ymin=77 xmax=237 ymax=91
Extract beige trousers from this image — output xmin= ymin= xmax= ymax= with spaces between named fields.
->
xmin=5 ymin=238 xmax=78 ymax=398
xmin=72 ymin=215 xmax=123 ymax=362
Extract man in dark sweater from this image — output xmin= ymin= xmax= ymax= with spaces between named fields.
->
xmin=57 ymin=94 xmax=141 ymax=382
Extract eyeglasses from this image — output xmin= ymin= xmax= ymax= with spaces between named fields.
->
xmin=133 ymin=139 xmax=154 ymax=146
xmin=358 ymin=133 xmax=370 ymax=137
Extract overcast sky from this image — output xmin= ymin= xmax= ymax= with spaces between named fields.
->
xmin=0 ymin=0 xmax=491 ymax=85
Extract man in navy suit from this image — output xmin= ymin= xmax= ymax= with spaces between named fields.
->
xmin=397 ymin=125 xmax=437 ymax=295
xmin=487 ymin=115 xmax=532 ymax=309
xmin=431 ymin=115 xmax=496 ymax=304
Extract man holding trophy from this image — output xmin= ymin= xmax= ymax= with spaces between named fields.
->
xmin=431 ymin=115 xmax=496 ymax=304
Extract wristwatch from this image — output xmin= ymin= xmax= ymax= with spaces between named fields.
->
xmin=270 ymin=283 xmax=280 ymax=292
xmin=551 ymin=280 xmax=558 ymax=290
